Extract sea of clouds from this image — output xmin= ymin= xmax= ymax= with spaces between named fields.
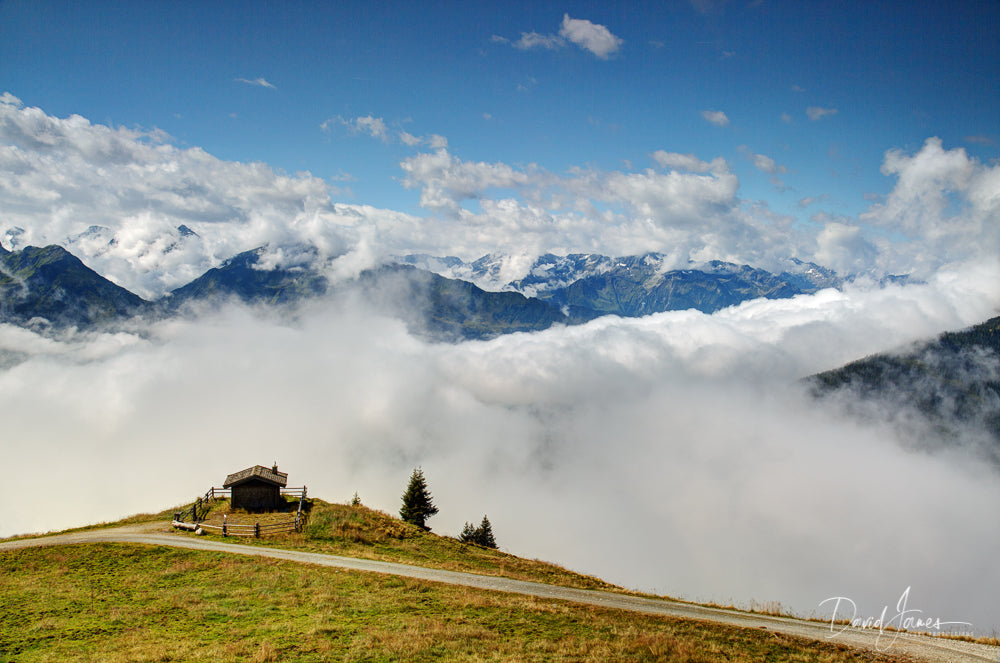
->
xmin=2 ymin=93 xmax=999 ymax=634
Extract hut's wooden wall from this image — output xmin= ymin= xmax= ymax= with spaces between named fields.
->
xmin=231 ymin=480 xmax=280 ymax=510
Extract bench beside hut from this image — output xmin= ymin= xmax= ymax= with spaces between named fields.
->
xmin=224 ymin=464 xmax=288 ymax=511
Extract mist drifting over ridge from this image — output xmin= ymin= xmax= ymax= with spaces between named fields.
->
xmin=1 ymin=91 xmax=1000 ymax=635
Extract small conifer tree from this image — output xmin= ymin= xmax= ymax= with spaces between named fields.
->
xmin=477 ymin=515 xmax=497 ymax=549
xmin=459 ymin=521 xmax=478 ymax=543
xmin=459 ymin=514 xmax=498 ymax=548
xmin=399 ymin=467 xmax=438 ymax=530
xmin=350 ymin=492 xmax=361 ymax=506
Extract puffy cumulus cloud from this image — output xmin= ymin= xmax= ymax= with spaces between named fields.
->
xmin=558 ymin=14 xmax=623 ymax=59
xmin=494 ymin=14 xmax=623 ymax=59
xmin=2 ymin=262 xmax=999 ymax=633
xmin=397 ymin=147 xmax=820 ymax=278
xmin=815 ymin=219 xmax=879 ymax=275
xmin=862 ymin=137 xmax=1000 ymax=277
xmin=399 ymin=147 xmax=538 ymax=213
xmin=591 ymin=167 xmax=740 ymax=228
xmin=0 ymin=96 xmax=420 ymax=297
xmin=701 ymin=109 xmax=730 ymax=127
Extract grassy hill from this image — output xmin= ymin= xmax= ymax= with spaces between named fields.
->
xmin=0 ymin=499 xmax=911 ymax=662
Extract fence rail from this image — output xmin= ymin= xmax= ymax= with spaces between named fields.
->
xmin=172 ymin=484 xmax=309 ymax=537
xmin=195 ymin=516 xmax=306 ymax=537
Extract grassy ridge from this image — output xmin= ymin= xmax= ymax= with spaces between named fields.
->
xmin=208 ymin=499 xmax=624 ymax=592
xmin=0 ymin=542 xmax=907 ymax=663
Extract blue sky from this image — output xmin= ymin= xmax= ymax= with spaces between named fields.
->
xmin=0 ymin=0 xmax=998 ymax=286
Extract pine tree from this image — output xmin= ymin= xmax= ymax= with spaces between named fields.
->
xmin=477 ymin=515 xmax=497 ymax=549
xmin=459 ymin=521 xmax=478 ymax=543
xmin=458 ymin=514 xmax=498 ymax=549
xmin=399 ymin=467 xmax=438 ymax=530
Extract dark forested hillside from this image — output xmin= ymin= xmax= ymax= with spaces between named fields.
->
xmin=808 ymin=316 xmax=1000 ymax=463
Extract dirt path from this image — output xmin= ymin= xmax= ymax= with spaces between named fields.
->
xmin=2 ymin=523 xmax=996 ymax=663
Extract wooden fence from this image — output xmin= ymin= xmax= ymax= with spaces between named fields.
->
xmin=196 ymin=516 xmax=305 ymax=537
xmin=172 ymin=485 xmax=309 ymax=537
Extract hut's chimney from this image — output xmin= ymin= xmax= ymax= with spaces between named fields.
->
xmin=272 ymin=462 xmax=278 ymax=473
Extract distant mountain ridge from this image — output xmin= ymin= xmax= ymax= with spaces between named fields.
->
xmin=0 ymin=243 xmax=147 ymax=327
xmin=399 ymin=252 xmax=840 ymax=317
xmin=2 ymin=242 xmax=843 ymax=340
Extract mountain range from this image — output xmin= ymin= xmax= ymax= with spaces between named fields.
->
xmin=0 ymin=242 xmax=842 ymax=339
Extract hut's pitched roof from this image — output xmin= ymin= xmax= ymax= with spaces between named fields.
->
xmin=224 ymin=465 xmax=288 ymax=488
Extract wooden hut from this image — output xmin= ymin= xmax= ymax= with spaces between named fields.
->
xmin=224 ymin=464 xmax=288 ymax=511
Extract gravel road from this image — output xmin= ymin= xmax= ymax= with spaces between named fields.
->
xmin=2 ymin=523 xmax=996 ymax=663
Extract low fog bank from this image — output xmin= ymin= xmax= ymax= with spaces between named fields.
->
xmin=1 ymin=262 xmax=999 ymax=633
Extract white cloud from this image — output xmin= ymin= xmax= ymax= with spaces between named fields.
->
xmin=322 ymin=114 xmax=389 ymax=142
xmin=0 ymin=92 xmax=22 ymax=107
xmin=235 ymin=77 xmax=276 ymax=89
xmin=739 ymin=147 xmax=789 ymax=191
xmin=514 ymin=31 xmax=565 ymax=51
xmin=814 ymin=219 xmax=878 ymax=275
xmin=558 ymin=14 xmax=623 ymax=59
xmin=963 ymin=134 xmax=996 ymax=146
xmin=861 ymin=137 xmax=1000 ymax=277
xmin=701 ymin=109 xmax=730 ymax=127
xmin=651 ymin=151 xmax=727 ymax=174
xmin=806 ymin=106 xmax=838 ymax=121
xmin=798 ymin=195 xmax=828 ymax=208
xmin=496 ymin=15 xmax=622 ymax=59
xmin=399 ymin=131 xmax=422 ymax=147
xmin=752 ymin=154 xmax=785 ymax=175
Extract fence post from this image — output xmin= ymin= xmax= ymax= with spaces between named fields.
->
xmin=254 ymin=521 xmax=260 ymax=538
xmin=223 ymin=514 xmax=227 ymax=537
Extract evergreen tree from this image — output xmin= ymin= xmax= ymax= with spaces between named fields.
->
xmin=476 ymin=515 xmax=497 ymax=549
xmin=458 ymin=514 xmax=498 ymax=548
xmin=399 ymin=467 xmax=438 ymax=530
xmin=459 ymin=521 xmax=478 ymax=543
